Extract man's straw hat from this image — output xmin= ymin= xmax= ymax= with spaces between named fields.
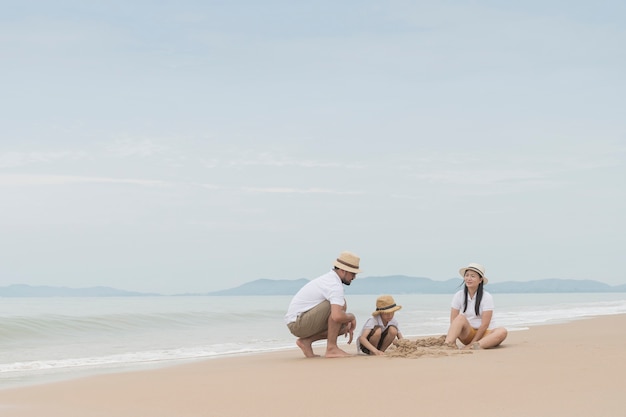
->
xmin=332 ymin=251 xmax=362 ymax=274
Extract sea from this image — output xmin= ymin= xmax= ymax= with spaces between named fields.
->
xmin=1 ymin=292 xmax=626 ymax=389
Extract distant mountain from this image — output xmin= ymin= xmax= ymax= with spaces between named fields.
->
xmin=2 ymin=277 xmax=625 ymax=297
xmin=203 ymin=276 xmax=626 ymax=296
xmin=489 ymin=279 xmax=615 ymax=293
xmin=345 ymin=275 xmax=459 ymax=294
xmin=195 ymin=278 xmax=310 ymax=296
xmin=0 ymin=284 xmax=158 ymax=297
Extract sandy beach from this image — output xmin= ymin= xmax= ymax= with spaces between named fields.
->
xmin=1 ymin=314 xmax=624 ymax=417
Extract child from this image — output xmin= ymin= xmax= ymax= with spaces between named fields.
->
xmin=357 ymin=295 xmax=403 ymax=355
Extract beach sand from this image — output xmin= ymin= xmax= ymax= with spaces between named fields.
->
xmin=1 ymin=314 xmax=624 ymax=417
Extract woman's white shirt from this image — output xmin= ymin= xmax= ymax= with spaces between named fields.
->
xmin=451 ymin=289 xmax=495 ymax=329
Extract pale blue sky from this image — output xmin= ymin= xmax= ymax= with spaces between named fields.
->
xmin=1 ymin=1 xmax=625 ymax=294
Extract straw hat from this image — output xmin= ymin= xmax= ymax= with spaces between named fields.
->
xmin=372 ymin=295 xmax=402 ymax=316
xmin=332 ymin=251 xmax=362 ymax=274
xmin=459 ymin=263 xmax=488 ymax=285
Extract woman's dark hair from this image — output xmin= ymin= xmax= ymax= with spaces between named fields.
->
xmin=462 ymin=280 xmax=484 ymax=316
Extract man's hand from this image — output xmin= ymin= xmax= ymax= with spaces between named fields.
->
xmin=345 ymin=318 xmax=356 ymax=344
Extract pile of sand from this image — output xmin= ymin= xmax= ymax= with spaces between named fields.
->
xmin=385 ymin=335 xmax=472 ymax=358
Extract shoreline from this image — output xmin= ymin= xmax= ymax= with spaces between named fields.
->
xmin=0 ymin=321 xmax=561 ymax=391
xmin=4 ymin=292 xmax=625 ymax=391
xmin=1 ymin=313 xmax=625 ymax=416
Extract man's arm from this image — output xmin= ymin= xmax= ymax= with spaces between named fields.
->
xmin=330 ymin=303 xmax=356 ymax=344
xmin=330 ymin=303 xmax=354 ymax=324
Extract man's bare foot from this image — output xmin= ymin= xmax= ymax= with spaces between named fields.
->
xmin=325 ymin=346 xmax=352 ymax=358
xmin=296 ymin=338 xmax=319 ymax=358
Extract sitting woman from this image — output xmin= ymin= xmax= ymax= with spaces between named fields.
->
xmin=444 ymin=263 xmax=507 ymax=349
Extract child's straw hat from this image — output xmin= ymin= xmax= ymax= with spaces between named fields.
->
xmin=372 ymin=295 xmax=402 ymax=316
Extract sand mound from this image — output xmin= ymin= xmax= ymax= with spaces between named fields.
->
xmin=385 ymin=336 xmax=472 ymax=358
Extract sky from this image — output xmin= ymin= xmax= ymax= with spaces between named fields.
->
xmin=1 ymin=1 xmax=625 ymax=294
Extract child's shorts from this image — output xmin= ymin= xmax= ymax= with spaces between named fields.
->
xmin=359 ymin=326 xmax=393 ymax=355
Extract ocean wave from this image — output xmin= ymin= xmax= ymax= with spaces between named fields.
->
xmin=1 ymin=294 xmax=625 ymax=388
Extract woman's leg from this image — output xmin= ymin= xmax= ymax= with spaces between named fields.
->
xmin=444 ymin=314 xmax=473 ymax=347
xmin=476 ymin=327 xmax=508 ymax=349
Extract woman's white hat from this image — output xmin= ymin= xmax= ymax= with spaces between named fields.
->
xmin=459 ymin=263 xmax=488 ymax=285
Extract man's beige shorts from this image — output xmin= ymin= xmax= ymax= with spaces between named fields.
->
xmin=287 ymin=300 xmax=331 ymax=338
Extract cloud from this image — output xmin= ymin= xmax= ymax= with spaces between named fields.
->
xmin=228 ymin=156 xmax=339 ymax=168
xmin=0 ymin=151 xmax=87 ymax=168
xmin=398 ymin=142 xmax=625 ymax=193
xmin=0 ymin=174 xmax=170 ymax=187
xmin=242 ymin=186 xmax=362 ymax=195
xmin=220 ymin=150 xmax=363 ymax=169
xmin=105 ymin=138 xmax=170 ymax=158
xmin=413 ymin=169 xmax=546 ymax=186
xmin=197 ymin=183 xmax=223 ymax=190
